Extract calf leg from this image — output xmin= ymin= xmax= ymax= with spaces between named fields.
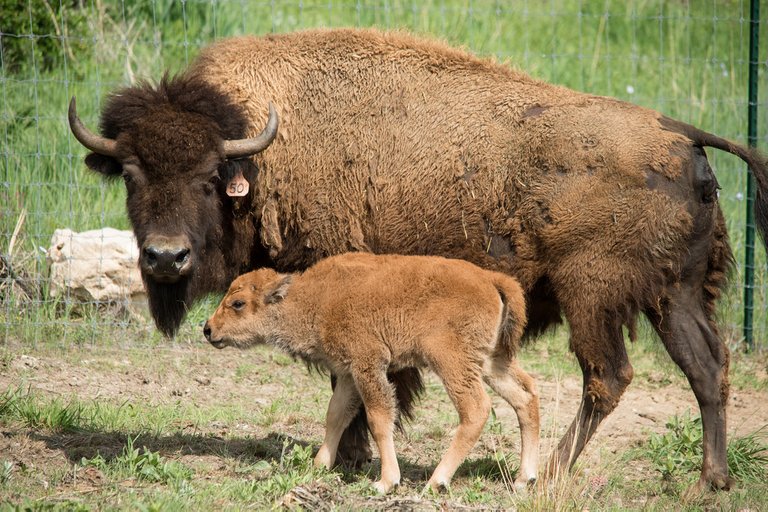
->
xmin=315 ymin=373 xmax=362 ymax=470
xmin=485 ymin=358 xmax=540 ymax=488
xmin=350 ymin=363 xmax=401 ymax=494
xmin=646 ymin=288 xmax=732 ymax=491
xmin=546 ymin=311 xmax=633 ymax=478
xmin=334 ymin=367 xmax=423 ymax=467
xmin=427 ymin=349 xmax=492 ymax=491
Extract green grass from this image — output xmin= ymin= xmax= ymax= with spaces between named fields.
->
xmin=640 ymin=412 xmax=768 ymax=482
xmin=81 ymin=435 xmax=193 ymax=484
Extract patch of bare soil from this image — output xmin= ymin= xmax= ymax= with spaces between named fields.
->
xmin=1 ymin=342 xmax=767 ymax=506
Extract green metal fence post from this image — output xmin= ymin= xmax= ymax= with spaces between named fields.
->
xmin=743 ymin=0 xmax=760 ymax=352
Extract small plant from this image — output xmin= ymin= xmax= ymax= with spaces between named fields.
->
xmin=279 ymin=441 xmax=315 ymax=473
xmin=461 ymin=477 xmax=492 ymax=504
xmin=257 ymin=399 xmax=283 ymax=427
xmin=643 ymin=412 xmax=768 ymax=482
xmin=0 ymin=387 xmax=86 ymax=432
xmin=0 ymin=387 xmax=20 ymax=419
xmin=0 ymin=350 xmax=15 ymax=368
xmin=646 ymin=412 xmax=703 ymax=479
xmin=234 ymin=363 xmax=255 ymax=382
xmin=237 ymin=441 xmax=326 ymax=502
xmin=81 ymin=436 xmax=192 ymax=484
xmin=1 ymin=460 xmax=13 ymax=485
xmin=15 ymin=395 xmax=85 ymax=432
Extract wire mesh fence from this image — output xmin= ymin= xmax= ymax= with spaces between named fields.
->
xmin=1 ymin=0 xmax=766 ymax=350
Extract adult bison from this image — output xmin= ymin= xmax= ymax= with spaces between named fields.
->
xmin=69 ymin=28 xmax=767 ymax=491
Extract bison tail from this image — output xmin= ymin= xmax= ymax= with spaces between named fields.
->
xmin=493 ymin=274 xmax=527 ymax=359
xmin=660 ymin=116 xmax=768 ymax=249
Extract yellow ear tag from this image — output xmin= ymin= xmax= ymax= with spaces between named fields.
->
xmin=226 ymin=169 xmax=249 ymax=197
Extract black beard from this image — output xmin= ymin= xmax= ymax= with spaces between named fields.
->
xmin=144 ymin=277 xmax=190 ymax=337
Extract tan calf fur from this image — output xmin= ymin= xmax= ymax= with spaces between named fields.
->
xmin=204 ymin=253 xmax=539 ymax=494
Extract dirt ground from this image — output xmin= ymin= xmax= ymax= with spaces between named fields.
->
xmin=2 ymin=341 xmax=767 ymax=506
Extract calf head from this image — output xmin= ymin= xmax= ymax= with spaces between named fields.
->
xmin=204 ymin=268 xmax=292 ymax=349
xmin=68 ymin=75 xmax=278 ymax=336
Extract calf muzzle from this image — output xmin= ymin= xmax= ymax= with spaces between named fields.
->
xmin=203 ymin=321 xmax=225 ymax=349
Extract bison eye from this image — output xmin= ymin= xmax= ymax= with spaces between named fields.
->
xmin=203 ymin=176 xmax=219 ymax=196
xmin=121 ymin=172 xmax=132 ymax=184
xmin=231 ymin=300 xmax=245 ymax=311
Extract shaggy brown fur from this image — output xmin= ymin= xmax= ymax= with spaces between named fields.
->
xmin=204 ymin=253 xmax=539 ymax=494
xmin=71 ymin=28 xmax=768 ymax=490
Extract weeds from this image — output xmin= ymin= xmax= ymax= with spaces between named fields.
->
xmin=642 ymin=412 xmax=768 ymax=483
xmin=233 ymin=441 xmax=334 ymax=504
xmin=81 ymin=435 xmax=192 ymax=485
xmin=1 ymin=460 xmax=12 ymax=485
xmin=646 ymin=412 xmax=704 ymax=479
xmin=727 ymin=428 xmax=768 ymax=481
xmin=0 ymin=387 xmax=86 ymax=432
xmin=0 ymin=387 xmax=19 ymax=419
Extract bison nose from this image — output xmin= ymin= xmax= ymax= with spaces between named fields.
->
xmin=203 ymin=321 xmax=211 ymax=341
xmin=140 ymin=237 xmax=192 ymax=282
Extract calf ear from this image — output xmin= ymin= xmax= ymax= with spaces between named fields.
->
xmin=85 ymin=153 xmax=122 ymax=177
xmin=264 ymin=275 xmax=292 ymax=304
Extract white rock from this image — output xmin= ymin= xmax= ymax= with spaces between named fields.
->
xmin=47 ymin=228 xmax=147 ymax=314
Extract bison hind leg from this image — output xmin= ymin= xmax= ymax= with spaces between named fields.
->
xmin=646 ymin=287 xmax=732 ymax=491
xmin=544 ymin=304 xmax=634 ymax=479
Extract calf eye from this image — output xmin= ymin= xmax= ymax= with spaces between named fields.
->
xmin=231 ymin=300 xmax=245 ymax=311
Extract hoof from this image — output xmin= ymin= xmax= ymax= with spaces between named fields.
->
xmin=513 ymin=476 xmax=536 ymax=493
xmin=682 ymin=474 xmax=733 ymax=501
xmin=686 ymin=473 xmax=734 ymax=495
xmin=373 ymin=479 xmax=398 ymax=495
xmin=422 ymin=479 xmax=450 ymax=496
xmin=313 ymin=451 xmax=332 ymax=470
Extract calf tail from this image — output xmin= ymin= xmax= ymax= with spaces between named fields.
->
xmin=660 ymin=116 xmax=768 ymax=248
xmin=493 ymin=274 xmax=527 ymax=359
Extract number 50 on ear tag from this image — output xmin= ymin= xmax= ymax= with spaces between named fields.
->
xmin=227 ymin=170 xmax=250 ymax=197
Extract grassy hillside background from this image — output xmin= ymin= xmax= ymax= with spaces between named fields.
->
xmin=1 ymin=0 xmax=766 ymax=347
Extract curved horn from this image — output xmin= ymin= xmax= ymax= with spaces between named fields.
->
xmin=222 ymin=102 xmax=279 ymax=159
xmin=68 ymin=97 xmax=119 ymax=157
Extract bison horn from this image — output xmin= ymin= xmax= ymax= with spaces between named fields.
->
xmin=222 ymin=102 xmax=279 ymax=159
xmin=68 ymin=97 xmax=119 ymax=157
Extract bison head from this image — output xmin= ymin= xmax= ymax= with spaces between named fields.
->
xmin=68 ymin=75 xmax=278 ymax=336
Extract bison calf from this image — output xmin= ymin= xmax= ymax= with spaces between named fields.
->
xmin=204 ymin=253 xmax=539 ymax=493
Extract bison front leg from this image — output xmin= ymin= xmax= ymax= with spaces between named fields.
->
xmin=646 ymin=288 xmax=732 ymax=491
xmin=334 ymin=367 xmax=424 ymax=468
xmin=545 ymin=307 xmax=634 ymax=478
